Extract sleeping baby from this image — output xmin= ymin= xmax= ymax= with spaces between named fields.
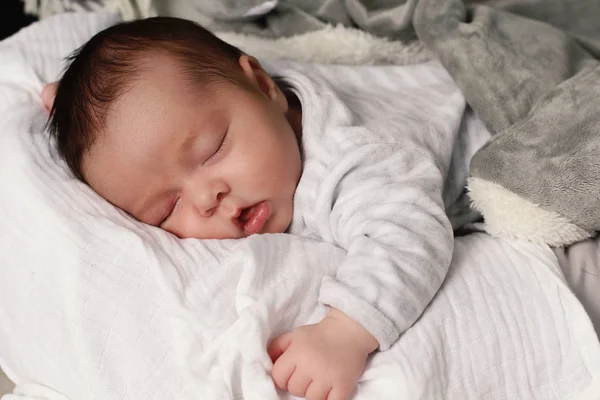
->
xmin=42 ymin=17 xmax=488 ymax=400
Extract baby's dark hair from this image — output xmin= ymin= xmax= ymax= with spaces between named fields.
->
xmin=47 ymin=17 xmax=245 ymax=181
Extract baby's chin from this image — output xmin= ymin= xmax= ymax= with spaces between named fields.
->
xmin=162 ymin=220 xmax=290 ymax=240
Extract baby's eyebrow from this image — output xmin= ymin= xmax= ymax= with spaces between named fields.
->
xmin=177 ymin=130 xmax=199 ymax=155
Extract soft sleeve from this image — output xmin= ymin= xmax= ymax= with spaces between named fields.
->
xmin=317 ymin=141 xmax=453 ymax=350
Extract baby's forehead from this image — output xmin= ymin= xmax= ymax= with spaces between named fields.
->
xmin=132 ymin=50 xmax=238 ymax=94
xmin=109 ymin=54 xmax=194 ymax=106
xmin=99 ymin=48 xmax=246 ymax=139
xmin=134 ymin=49 xmax=190 ymax=80
xmin=99 ymin=57 xmax=222 ymax=142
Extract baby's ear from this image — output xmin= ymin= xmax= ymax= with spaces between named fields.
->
xmin=42 ymin=81 xmax=58 ymax=112
xmin=238 ymin=55 xmax=288 ymax=112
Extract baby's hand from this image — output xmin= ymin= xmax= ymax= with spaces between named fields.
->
xmin=268 ymin=308 xmax=378 ymax=400
xmin=41 ymin=82 xmax=58 ymax=111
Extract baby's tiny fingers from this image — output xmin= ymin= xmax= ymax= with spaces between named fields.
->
xmin=327 ymin=386 xmax=350 ymax=400
xmin=287 ymin=372 xmax=312 ymax=398
xmin=305 ymin=381 xmax=332 ymax=400
xmin=271 ymin=354 xmax=295 ymax=391
xmin=268 ymin=332 xmax=293 ymax=362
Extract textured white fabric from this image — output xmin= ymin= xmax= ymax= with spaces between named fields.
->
xmin=23 ymin=0 xmax=157 ymax=21
xmin=1 ymin=12 xmax=600 ymax=400
xmin=277 ymin=62 xmax=490 ymax=349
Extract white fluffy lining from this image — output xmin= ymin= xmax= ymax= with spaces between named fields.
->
xmin=467 ymin=177 xmax=593 ymax=247
xmin=216 ymin=24 xmax=430 ymax=66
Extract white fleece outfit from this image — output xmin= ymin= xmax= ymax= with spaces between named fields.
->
xmin=277 ymin=62 xmax=492 ymax=350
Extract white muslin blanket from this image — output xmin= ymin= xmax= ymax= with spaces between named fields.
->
xmin=1 ymin=12 xmax=600 ymax=400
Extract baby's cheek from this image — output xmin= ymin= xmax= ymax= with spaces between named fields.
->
xmin=269 ymin=202 xmax=293 ymax=235
xmin=164 ymin=209 xmax=200 ymax=239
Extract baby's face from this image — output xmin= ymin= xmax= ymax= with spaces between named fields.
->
xmin=82 ymin=55 xmax=302 ymax=239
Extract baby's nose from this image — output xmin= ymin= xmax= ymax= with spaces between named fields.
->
xmin=197 ymin=204 xmax=216 ymax=218
xmin=192 ymin=181 xmax=230 ymax=217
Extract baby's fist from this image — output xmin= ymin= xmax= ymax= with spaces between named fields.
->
xmin=268 ymin=309 xmax=378 ymax=400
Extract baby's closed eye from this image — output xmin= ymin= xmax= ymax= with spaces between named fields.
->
xmin=160 ymin=196 xmax=181 ymax=226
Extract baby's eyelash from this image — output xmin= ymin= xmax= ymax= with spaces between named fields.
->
xmin=160 ymin=197 xmax=181 ymax=226
xmin=210 ymin=132 xmax=228 ymax=159
xmin=172 ymin=197 xmax=181 ymax=214
xmin=217 ymin=136 xmax=227 ymax=154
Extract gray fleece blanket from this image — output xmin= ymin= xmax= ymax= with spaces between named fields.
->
xmin=182 ymin=0 xmax=600 ymax=246
xmin=414 ymin=0 xmax=600 ymax=246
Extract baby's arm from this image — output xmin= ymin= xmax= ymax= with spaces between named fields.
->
xmin=269 ymin=140 xmax=453 ymax=399
xmin=320 ymin=141 xmax=453 ymax=347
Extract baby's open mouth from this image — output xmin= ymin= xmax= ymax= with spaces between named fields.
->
xmin=238 ymin=201 xmax=271 ymax=235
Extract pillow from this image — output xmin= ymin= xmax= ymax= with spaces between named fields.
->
xmin=1 ymin=12 xmax=600 ymax=400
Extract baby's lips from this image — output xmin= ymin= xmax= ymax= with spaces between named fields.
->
xmin=239 ymin=204 xmax=256 ymax=222
xmin=243 ymin=201 xmax=271 ymax=235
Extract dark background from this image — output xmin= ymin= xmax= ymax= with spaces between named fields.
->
xmin=1 ymin=0 xmax=38 ymax=41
